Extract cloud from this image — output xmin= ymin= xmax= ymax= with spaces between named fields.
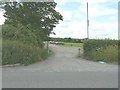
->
xmin=55 ymin=0 xmax=66 ymax=6
xmin=52 ymin=0 xmax=118 ymax=39
xmin=0 ymin=12 xmax=5 ymax=25
xmin=89 ymin=22 xmax=118 ymax=39
xmin=51 ymin=20 xmax=118 ymax=39
xmin=0 ymin=0 xmax=118 ymax=39
xmin=55 ymin=7 xmax=74 ymax=22
xmin=55 ymin=0 xmax=118 ymax=17
xmin=55 ymin=0 xmax=119 ymax=4
xmin=76 ymin=1 xmax=118 ymax=18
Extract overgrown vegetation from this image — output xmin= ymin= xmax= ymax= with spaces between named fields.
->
xmin=0 ymin=2 xmax=63 ymax=65
xmin=2 ymin=24 xmax=42 ymax=47
xmin=83 ymin=39 xmax=119 ymax=64
xmin=2 ymin=40 xmax=48 ymax=65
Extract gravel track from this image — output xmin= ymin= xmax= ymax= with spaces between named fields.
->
xmin=3 ymin=44 xmax=117 ymax=72
xmin=2 ymin=44 xmax=118 ymax=88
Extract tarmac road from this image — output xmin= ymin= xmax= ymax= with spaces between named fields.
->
xmin=2 ymin=44 xmax=118 ymax=88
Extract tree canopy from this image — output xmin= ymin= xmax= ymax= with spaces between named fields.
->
xmin=0 ymin=1 xmax=63 ymax=47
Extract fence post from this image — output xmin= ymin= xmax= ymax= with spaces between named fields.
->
xmin=47 ymin=41 xmax=49 ymax=54
xmin=78 ymin=48 xmax=81 ymax=57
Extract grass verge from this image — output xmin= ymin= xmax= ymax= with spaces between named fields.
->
xmin=59 ymin=42 xmax=83 ymax=48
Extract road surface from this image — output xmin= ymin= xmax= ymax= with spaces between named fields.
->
xmin=2 ymin=44 xmax=118 ymax=88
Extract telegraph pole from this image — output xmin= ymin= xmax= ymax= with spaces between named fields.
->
xmin=87 ymin=2 xmax=89 ymax=39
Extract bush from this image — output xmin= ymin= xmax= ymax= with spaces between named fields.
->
xmin=83 ymin=39 xmax=119 ymax=64
xmin=83 ymin=39 xmax=118 ymax=55
xmin=2 ymin=40 xmax=48 ymax=65
xmin=2 ymin=24 xmax=44 ymax=47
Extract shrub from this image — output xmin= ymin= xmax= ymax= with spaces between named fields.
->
xmin=2 ymin=24 xmax=44 ymax=47
xmin=83 ymin=39 xmax=118 ymax=55
xmin=83 ymin=39 xmax=119 ymax=64
xmin=2 ymin=40 xmax=48 ymax=65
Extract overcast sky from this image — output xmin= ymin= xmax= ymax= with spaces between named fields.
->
xmin=0 ymin=0 xmax=119 ymax=39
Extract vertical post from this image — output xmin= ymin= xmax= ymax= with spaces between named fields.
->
xmin=87 ymin=2 xmax=89 ymax=39
xmin=47 ymin=35 xmax=49 ymax=54
xmin=47 ymin=41 xmax=49 ymax=54
xmin=78 ymin=48 xmax=81 ymax=57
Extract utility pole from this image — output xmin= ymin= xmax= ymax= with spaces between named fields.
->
xmin=87 ymin=2 xmax=89 ymax=39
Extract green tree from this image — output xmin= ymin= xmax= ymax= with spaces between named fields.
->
xmin=0 ymin=1 xmax=63 ymax=47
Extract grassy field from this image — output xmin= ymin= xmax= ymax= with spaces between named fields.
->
xmin=59 ymin=42 xmax=83 ymax=48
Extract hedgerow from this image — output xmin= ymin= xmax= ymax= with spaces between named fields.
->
xmin=83 ymin=39 xmax=119 ymax=64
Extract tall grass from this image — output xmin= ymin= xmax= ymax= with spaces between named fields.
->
xmin=83 ymin=39 xmax=119 ymax=64
xmin=103 ymin=46 xmax=118 ymax=64
xmin=2 ymin=40 xmax=48 ymax=65
xmin=85 ymin=45 xmax=118 ymax=64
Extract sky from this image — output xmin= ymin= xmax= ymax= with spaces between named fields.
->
xmin=0 ymin=0 xmax=119 ymax=39
xmin=50 ymin=0 xmax=119 ymax=39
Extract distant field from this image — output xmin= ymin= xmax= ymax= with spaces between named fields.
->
xmin=59 ymin=42 xmax=83 ymax=48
